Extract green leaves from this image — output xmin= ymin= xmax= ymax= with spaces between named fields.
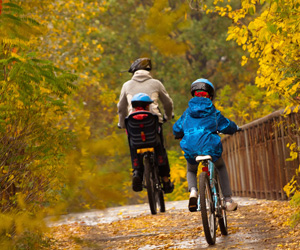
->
xmin=6 ymin=56 xmax=77 ymax=102
xmin=267 ymin=22 xmax=277 ymax=34
xmin=0 ymin=10 xmax=42 ymax=42
xmin=1 ymin=2 xmax=23 ymax=14
xmin=249 ymin=7 xmax=255 ymax=15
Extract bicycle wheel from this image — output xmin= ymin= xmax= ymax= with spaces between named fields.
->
xmin=215 ymin=171 xmax=228 ymax=235
xmin=157 ymin=175 xmax=165 ymax=212
xmin=199 ymin=172 xmax=216 ymax=245
xmin=144 ymin=155 xmax=157 ymax=215
xmin=153 ymin=165 xmax=165 ymax=213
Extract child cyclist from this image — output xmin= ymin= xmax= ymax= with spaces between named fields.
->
xmin=173 ymin=78 xmax=239 ymax=212
xmin=127 ymin=93 xmax=174 ymax=194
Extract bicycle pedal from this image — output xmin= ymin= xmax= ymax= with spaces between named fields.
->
xmin=188 ymin=197 xmax=198 ymax=212
xmin=189 ymin=205 xmax=197 ymax=212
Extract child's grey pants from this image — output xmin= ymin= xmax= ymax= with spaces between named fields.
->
xmin=187 ymin=157 xmax=232 ymax=197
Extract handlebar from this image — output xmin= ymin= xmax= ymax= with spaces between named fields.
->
xmin=163 ymin=114 xmax=174 ymax=123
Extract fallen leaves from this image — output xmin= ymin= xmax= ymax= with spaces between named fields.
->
xmin=47 ymin=200 xmax=300 ymax=250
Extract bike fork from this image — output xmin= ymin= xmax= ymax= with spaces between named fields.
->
xmin=200 ymin=160 xmax=217 ymax=213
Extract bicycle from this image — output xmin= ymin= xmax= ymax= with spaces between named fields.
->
xmin=125 ymin=111 xmax=165 ymax=215
xmin=196 ymin=155 xmax=228 ymax=245
xmin=137 ymin=148 xmax=165 ymax=214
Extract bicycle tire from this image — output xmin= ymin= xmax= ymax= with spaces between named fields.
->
xmin=152 ymin=165 xmax=165 ymax=213
xmin=199 ymin=172 xmax=216 ymax=245
xmin=158 ymin=189 xmax=165 ymax=212
xmin=215 ymin=172 xmax=228 ymax=235
xmin=144 ymin=154 xmax=157 ymax=215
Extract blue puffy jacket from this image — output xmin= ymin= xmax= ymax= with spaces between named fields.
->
xmin=173 ymin=97 xmax=238 ymax=164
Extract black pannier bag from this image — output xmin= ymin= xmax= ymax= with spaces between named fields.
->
xmin=125 ymin=111 xmax=160 ymax=149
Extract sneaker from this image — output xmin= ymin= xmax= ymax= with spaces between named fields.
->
xmin=225 ymin=197 xmax=238 ymax=211
xmin=163 ymin=180 xmax=174 ymax=194
xmin=132 ymin=170 xmax=143 ymax=192
xmin=188 ymin=189 xmax=198 ymax=212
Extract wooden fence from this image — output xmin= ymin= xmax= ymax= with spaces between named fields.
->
xmin=222 ymin=109 xmax=300 ymax=200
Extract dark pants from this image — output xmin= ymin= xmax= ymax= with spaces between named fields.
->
xmin=187 ymin=156 xmax=232 ymax=197
xmin=129 ymin=124 xmax=170 ymax=177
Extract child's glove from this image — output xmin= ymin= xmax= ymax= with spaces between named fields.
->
xmin=236 ymin=126 xmax=243 ymax=132
xmin=174 ymin=135 xmax=183 ymax=140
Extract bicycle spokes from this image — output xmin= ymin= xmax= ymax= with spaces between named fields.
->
xmin=199 ymin=172 xmax=216 ymax=245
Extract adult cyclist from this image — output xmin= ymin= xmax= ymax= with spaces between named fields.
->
xmin=117 ymin=58 xmax=174 ymax=194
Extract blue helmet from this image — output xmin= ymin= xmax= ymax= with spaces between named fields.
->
xmin=131 ymin=93 xmax=153 ymax=108
xmin=191 ymin=78 xmax=215 ymax=99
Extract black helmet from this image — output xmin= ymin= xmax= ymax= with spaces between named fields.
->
xmin=190 ymin=78 xmax=215 ymax=99
xmin=128 ymin=58 xmax=152 ymax=73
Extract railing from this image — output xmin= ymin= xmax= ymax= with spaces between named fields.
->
xmin=222 ymin=109 xmax=300 ymax=200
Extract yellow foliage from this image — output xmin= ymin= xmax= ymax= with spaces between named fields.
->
xmin=166 ymin=150 xmax=188 ymax=201
xmin=0 ymin=206 xmax=47 ymax=248
xmin=0 ymin=1 xmax=126 ymax=247
xmin=286 ymin=142 xmax=300 ymax=161
xmin=204 ymin=0 xmax=300 ymax=109
xmin=143 ymin=0 xmax=190 ymax=56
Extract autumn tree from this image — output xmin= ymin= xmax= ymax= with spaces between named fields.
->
xmin=19 ymin=0 xmax=131 ymax=210
xmin=0 ymin=1 xmax=80 ymax=248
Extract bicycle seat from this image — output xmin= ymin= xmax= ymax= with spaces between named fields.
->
xmin=125 ymin=111 xmax=160 ymax=149
xmin=195 ymin=155 xmax=212 ymax=162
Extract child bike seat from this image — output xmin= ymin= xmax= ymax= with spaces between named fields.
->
xmin=125 ymin=111 xmax=160 ymax=149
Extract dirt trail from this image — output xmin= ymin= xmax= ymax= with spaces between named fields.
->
xmin=49 ymin=198 xmax=300 ymax=250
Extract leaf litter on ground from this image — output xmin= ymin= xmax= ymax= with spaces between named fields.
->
xmin=46 ymin=199 xmax=300 ymax=250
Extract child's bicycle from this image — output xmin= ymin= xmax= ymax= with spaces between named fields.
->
xmin=196 ymin=155 xmax=228 ymax=245
xmin=125 ymin=111 xmax=165 ymax=215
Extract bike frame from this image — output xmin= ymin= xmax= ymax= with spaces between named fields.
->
xmin=138 ymin=147 xmax=165 ymax=214
xmin=208 ymin=160 xmax=218 ymax=210
xmin=196 ymin=157 xmax=212 ymax=207
xmin=197 ymin=154 xmax=228 ymax=245
xmin=201 ymin=159 xmax=221 ymax=213
xmin=137 ymin=148 xmax=156 ymax=187
xmin=142 ymin=150 xmax=164 ymax=194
